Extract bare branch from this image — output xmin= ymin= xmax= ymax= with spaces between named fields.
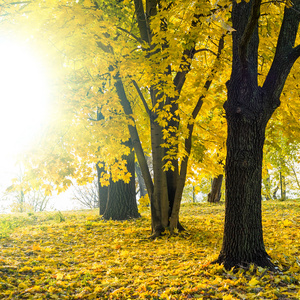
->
xmin=132 ymin=80 xmax=151 ymax=117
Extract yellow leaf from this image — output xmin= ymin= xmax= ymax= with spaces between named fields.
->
xmin=283 ymin=219 xmax=293 ymax=226
xmin=56 ymin=273 xmax=64 ymax=280
xmin=18 ymin=282 xmax=28 ymax=289
xmin=248 ymin=277 xmax=260 ymax=286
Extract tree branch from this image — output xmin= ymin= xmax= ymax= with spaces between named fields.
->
xmin=290 ymin=44 xmax=300 ymax=61
xmin=132 ymin=80 xmax=151 ymax=117
xmin=263 ymin=1 xmax=300 ymax=102
xmin=238 ymin=0 xmax=262 ymax=66
xmin=96 ymin=40 xmax=113 ymax=54
xmin=133 ymin=0 xmax=151 ymax=44
xmin=192 ymin=34 xmax=225 ymax=120
xmin=194 ymin=48 xmax=218 ymax=56
xmin=116 ymin=27 xmax=143 ymax=43
xmin=114 ymin=73 xmax=154 ymax=196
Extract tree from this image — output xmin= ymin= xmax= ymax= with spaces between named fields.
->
xmin=109 ymin=0 xmax=228 ymax=236
xmin=5 ymin=171 xmax=51 ymax=213
xmin=72 ymin=179 xmax=99 ymax=209
xmin=207 ymin=175 xmax=223 ymax=203
xmin=216 ymin=0 xmax=300 ymax=269
xmin=96 ymin=163 xmax=109 ymax=214
xmin=135 ymin=161 xmax=147 ymax=199
xmin=10 ymin=0 xmax=229 ymax=236
xmin=102 ymin=142 xmax=140 ymax=220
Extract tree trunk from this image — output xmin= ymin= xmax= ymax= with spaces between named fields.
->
xmin=216 ymin=0 xmax=300 ymax=269
xmin=102 ymin=143 xmax=140 ymax=220
xmin=96 ymin=162 xmax=109 ymax=215
xmin=263 ymin=171 xmax=271 ymax=201
xmin=216 ymin=0 xmax=274 ymax=270
xmin=150 ymin=117 xmax=169 ymax=236
xmin=207 ymin=175 xmax=223 ymax=203
xmin=280 ymin=172 xmax=286 ymax=201
xmin=217 ymin=112 xmax=273 ymax=269
xmin=135 ymin=161 xmax=147 ymax=198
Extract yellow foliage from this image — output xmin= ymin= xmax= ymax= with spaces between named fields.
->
xmin=0 ymin=201 xmax=299 ymax=299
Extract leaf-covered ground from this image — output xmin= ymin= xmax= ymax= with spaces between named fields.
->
xmin=0 ymin=201 xmax=299 ymax=299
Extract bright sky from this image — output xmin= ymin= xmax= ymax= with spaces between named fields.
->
xmin=0 ymin=38 xmax=77 ymax=212
xmin=0 ymin=38 xmax=51 ymax=202
xmin=0 ymin=39 xmax=49 ymax=153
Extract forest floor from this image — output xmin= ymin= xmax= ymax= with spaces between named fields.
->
xmin=0 ymin=200 xmax=299 ymax=299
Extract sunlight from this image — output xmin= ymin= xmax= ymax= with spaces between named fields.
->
xmin=0 ymin=38 xmax=50 ymax=157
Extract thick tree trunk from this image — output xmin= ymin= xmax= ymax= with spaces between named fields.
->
xmin=102 ymin=144 xmax=140 ymax=220
xmin=216 ymin=0 xmax=277 ymax=270
xmin=207 ymin=175 xmax=223 ymax=203
xmin=96 ymin=162 xmax=108 ymax=215
xmin=216 ymin=113 xmax=273 ymax=269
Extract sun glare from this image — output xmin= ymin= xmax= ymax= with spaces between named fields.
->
xmin=0 ymin=38 xmax=50 ymax=157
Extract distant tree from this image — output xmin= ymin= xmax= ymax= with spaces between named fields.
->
xmin=207 ymin=175 xmax=223 ymax=203
xmin=102 ymin=142 xmax=140 ymax=220
xmin=72 ymin=179 xmax=99 ymax=209
xmin=4 ymin=167 xmax=51 ymax=212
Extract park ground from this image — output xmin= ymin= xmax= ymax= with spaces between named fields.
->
xmin=0 ymin=200 xmax=299 ymax=299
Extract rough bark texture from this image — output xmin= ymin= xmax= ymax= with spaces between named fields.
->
xmin=207 ymin=175 xmax=223 ymax=203
xmin=102 ymin=144 xmax=140 ymax=220
xmin=216 ymin=0 xmax=300 ymax=270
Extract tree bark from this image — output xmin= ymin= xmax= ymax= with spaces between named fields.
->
xmin=207 ymin=175 xmax=223 ymax=203
xmin=96 ymin=162 xmax=108 ymax=215
xmin=102 ymin=142 xmax=140 ymax=220
xmin=217 ymin=111 xmax=273 ymax=269
xmin=216 ymin=0 xmax=300 ymax=270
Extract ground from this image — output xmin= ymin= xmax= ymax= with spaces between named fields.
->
xmin=0 ymin=201 xmax=299 ymax=299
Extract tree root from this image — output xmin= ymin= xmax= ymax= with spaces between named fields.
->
xmin=213 ymin=254 xmax=277 ymax=272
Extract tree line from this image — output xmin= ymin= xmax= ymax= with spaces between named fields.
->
xmin=2 ymin=0 xmax=300 ymax=270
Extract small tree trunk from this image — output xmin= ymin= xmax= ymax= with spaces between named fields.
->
xmin=263 ymin=171 xmax=271 ymax=200
xmin=102 ymin=144 xmax=140 ymax=220
xmin=96 ymin=162 xmax=108 ymax=215
xmin=192 ymin=186 xmax=196 ymax=203
xmin=136 ymin=161 xmax=147 ymax=198
xmin=280 ymin=172 xmax=286 ymax=201
xmin=207 ymin=175 xmax=223 ymax=203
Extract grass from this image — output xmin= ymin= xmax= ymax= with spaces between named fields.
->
xmin=0 ymin=200 xmax=299 ymax=299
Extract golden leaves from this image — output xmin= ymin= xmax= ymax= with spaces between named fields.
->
xmin=0 ymin=201 xmax=299 ymax=298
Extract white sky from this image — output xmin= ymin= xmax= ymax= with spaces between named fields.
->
xmin=0 ymin=37 xmax=75 ymax=212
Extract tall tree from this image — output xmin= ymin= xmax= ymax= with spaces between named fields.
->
xmin=115 ymin=0 xmax=227 ymax=236
xmin=12 ymin=0 xmax=229 ymax=236
xmin=216 ymin=0 xmax=300 ymax=269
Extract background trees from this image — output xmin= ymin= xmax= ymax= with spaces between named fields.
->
xmin=2 ymin=0 xmax=300 ymax=271
xmin=11 ymin=0 xmax=229 ymax=233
